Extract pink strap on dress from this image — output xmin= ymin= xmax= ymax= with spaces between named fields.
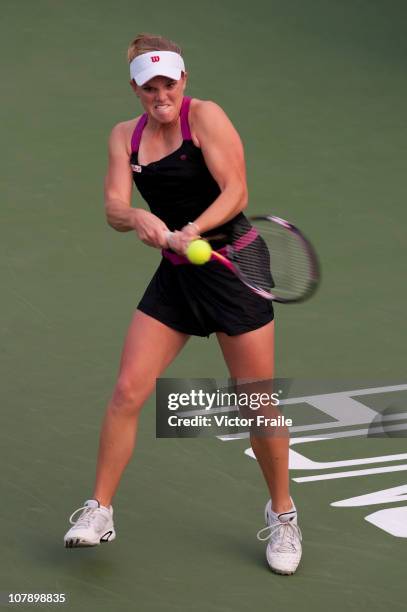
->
xmin=130 ymin=97 xmax=192 ymax=153
xmin=180 ymin=96 xmax=192 ymax=140
xmin=130 ymin=113 xmax=148 ymax=153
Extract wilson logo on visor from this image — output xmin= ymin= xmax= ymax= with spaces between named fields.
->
xmin=151 ymin=56 xmax=160 ymax=62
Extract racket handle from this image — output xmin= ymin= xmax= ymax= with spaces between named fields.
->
xmin=210 ymin=250 xmax=235 ymax=272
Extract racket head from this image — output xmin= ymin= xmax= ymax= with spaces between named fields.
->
xmin=210 ymin=215 xmax=320 ymax=303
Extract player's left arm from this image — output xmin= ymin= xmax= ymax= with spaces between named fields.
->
xmin=189 ymin=100 xmax=248 ymax=233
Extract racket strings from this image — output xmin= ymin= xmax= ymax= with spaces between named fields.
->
xmin=229 ymin=234 xmax=274 ymax=293
xmin=229 ymin=221 xmax=315 ymax=300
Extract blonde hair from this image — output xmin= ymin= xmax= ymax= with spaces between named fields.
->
xmin=127 ymin=33 xmax=182 ymax=63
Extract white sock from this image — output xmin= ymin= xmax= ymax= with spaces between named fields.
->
xmin=270 ymin=499 xmax=297 ymax=523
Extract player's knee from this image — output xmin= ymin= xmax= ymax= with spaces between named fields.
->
xmin=109 ymin=377 xmax=145 ymax=416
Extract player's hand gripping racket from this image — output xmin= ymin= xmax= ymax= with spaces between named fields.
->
xmin=202 ymin=215 xmax=320 ymax=303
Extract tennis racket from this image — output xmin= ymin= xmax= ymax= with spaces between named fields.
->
xmin=204 ymin=215 xmax=320 ymax=303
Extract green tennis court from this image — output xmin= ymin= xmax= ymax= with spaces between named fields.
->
xmin=1 ymin=0 xmax=406 ymax=610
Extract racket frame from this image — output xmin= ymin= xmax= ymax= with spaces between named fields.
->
xmin=209 ymin=215 xmax=320 ymax=304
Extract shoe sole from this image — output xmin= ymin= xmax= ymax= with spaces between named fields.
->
xmin=64 ymin=530 xmax=116 ymax=548
xmin=269 ymin=566 xmax=296 ymax=576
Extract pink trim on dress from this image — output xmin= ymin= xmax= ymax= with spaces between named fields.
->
xmin=161 ymin=229 xmax=258 ymax=267
xmin=161 ymin=247 xmax=227 ymax=265
xmin=161 ymin=247 xmax=227 ymax=266
xmin=161 ymin=250 xmax=189 ymax=265
xmin=232 ymin=227 xmax=258 ymax=251
xmin=131 ymin=114 xmax=148 ymax=153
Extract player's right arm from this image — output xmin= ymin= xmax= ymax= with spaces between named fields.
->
xmin=104 ymin=122 xmax=169 ymax=246
xmin=104 ymin=122 xmax=139 ymax=232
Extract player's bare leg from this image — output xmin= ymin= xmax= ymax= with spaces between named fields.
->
xmin=216 ymin=321 xmax=292 ymax=513
xmin=64 ymin=311 xmax=189 ymax=547
xmin=92 ymin=311 xmax=189 ymax=507
xmin=217 ymin=320 xmax=301 ymax=575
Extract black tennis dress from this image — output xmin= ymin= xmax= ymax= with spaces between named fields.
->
xmin=130 ymin=96 xmax=274 ymax=337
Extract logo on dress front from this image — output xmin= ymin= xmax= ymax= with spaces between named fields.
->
xmin=151 ymin=56 xmax=160 ymax=63
xmin=131 ymin=164 xmax=142 ymax=173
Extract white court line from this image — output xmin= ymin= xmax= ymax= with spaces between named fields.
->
xmin=279 ymin=383 xmax=407 ymax=405
xmin=293 ymin=464 xmax=407 ymax=483
xmin=182 ymin=383 xmax=407 ymax=419
xmin=289 ymin=419 xmax=407 ymax=443
xmin=218 ymin=412 xmax=407 ymax=441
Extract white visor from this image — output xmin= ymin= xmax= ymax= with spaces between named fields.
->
xmin=130 ymin=51 xmax=185 ymax=86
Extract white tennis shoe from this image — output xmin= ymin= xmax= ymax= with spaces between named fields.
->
xmin=257 ymin=499 xmax=302 ymax=575
xmin=64 ymin=499 xmax=116 ymax=548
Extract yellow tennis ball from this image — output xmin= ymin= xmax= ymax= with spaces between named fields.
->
xmin=186 ymin=239 xmax=212 ymax=265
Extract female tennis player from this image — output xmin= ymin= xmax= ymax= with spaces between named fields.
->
xmin=63 ymin=33 xmax=302 ymax=575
